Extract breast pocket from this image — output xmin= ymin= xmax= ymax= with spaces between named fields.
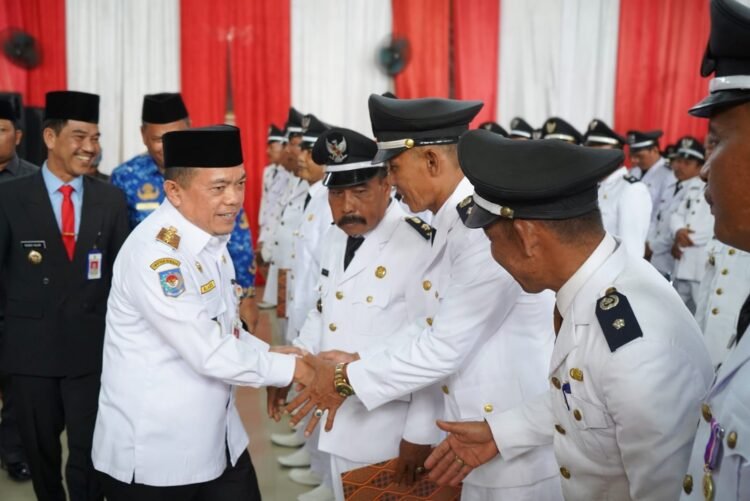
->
xmin=567 ymin=394 xmax=616 ymax=461
xmin=349 ymin=288 xmax=392 ymax=336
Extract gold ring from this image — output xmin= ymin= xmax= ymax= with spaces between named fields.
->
xmin=314 ymin=409 xmax=324 ymax=418
xmin=455 ymin=456 xmax=465 ymax=466
xmin=415 ymin=466 xmax=425 ymax=474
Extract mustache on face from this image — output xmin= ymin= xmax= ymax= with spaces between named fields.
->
xmin=337 ymin=214 xmax=367 ymax=226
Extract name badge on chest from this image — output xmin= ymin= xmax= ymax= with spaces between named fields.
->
xmin=87 ymin=250 xmax=102 ymax=280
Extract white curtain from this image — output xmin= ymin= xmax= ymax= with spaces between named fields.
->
xmin=66 ymin=0 xmax=180 ymax=174
xmin=291 ymin=0 xmax=392 ymax=137
xmin=496 ymin=0 xmax=620 ymax=133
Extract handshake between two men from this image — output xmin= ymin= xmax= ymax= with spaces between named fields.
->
xmin=266 ymin=346 xmax=501 ymax=488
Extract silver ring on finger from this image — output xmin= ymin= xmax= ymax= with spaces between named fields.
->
xmin=314 ymin=408 xmax=324 ymax=418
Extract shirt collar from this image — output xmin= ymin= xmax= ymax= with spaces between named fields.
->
xmin=308 ymin=179 xmax=326 ymax=197
xmin=600 ymin=165 xmax=628 ymax=186
xmin=556 ymin=233 xmax=617 ymax=317
xmin=160 ymin=198 xmax=230 ymax=258
xmin=41 ymin=161 xmax=84 ymax=195
xmin=432 ymin=176 xmax=473 ymax=231
xmin=2 ymin=155 xmax=20 ymax=175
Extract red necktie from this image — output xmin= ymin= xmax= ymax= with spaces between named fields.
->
xmin=59 ymin=185 xmax=75 ymax=260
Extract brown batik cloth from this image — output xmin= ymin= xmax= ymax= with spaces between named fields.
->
xmin=342 ymin=458 xmax=461 ymax=500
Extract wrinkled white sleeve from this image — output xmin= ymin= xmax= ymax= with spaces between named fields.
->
xmin=348 ymin=230 xmax=522 ymax=410
xmin=402 ymin=383 xmax=444 ymax=446
xmin=602 ymin=339 xmax=711 ymax=501
xmin=486 ymin=391 xmax=555 ymax=460
xmin=619 ymin=184 xmax=652 ymax=258
xmin=293 ymin=305 xmax=323 ymax=354
xmin=126 ymin=253 xmax=295 ymax=388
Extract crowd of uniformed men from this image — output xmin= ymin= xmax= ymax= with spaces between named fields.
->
xmin=0 ymin=0 xmax=749 ymax=500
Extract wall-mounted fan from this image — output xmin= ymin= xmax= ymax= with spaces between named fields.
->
xmin=1 ymin=28 xmax=41 ymax=70
xmin=376 ymin=36 xmax=410 ymax=76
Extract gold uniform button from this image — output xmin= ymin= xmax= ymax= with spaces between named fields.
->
xmin=329 ymin=323 xmax=337 ymax=332
xmin=716 ymin=288 xmax=723 ymax=295
xmin=551 ymin=377 xmax=561 ymax=389
xmin=573 ymin=409 xmax=582 ymax=421
xmin=721 ymin=268 xmax=729 ymax=275
xmin=559 ymin=467 xmax=570 ymax=479
xmin=729 ymin=248 xmax=736 ymax=255
xmin=423 ymin=280 xmax=432 ymax=291
xmin=483 ymin=404 xmax=493 ymax=413
xmin=569 ymin=368 xmax=583 ymax=382
xmin=555 ymin=424 xmax=566 ymax=435
xmin=683 ymin=474 xmax=693 ymax=494
xmin=28 ymin=250 xmax=43 ymax=264
xmin=441 ymin=385 xmax=449 ymax=395
xmin=702 ymin=403 xmax=712 ymax=422
xmin=335 ymin=291 xmax=344 ymax=300
xmin=375 ymin=266 xmax=387 ymax=278
xmin=426 ymin=317 xmax=433 ymax=326
xmin=366 ymin=296 xmax=373 ymax=303
xmin=712 ymin=308 xmax=719 ymax=315
xmin=727 ymin=431 xmax=738 ymax=449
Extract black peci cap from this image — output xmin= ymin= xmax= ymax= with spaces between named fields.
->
xmin=368 ymin=94 xmax=483 ymax=163
xmin=690 ymin=0 xmax=750 ymax=117
xmin=456 ymin=129 xmax=623 ymax=228
xmin=0 ymin=96 xmax=19 ymax=121
xmin=45 ymin=91 xmax=99 ymax=124
xmin=313 ymin=127 xmax=384 ymax=188
xmin=163 ymin=125 xmax=243 ymax=168
xmin=142 ymin=93 xmax=188 ymax=124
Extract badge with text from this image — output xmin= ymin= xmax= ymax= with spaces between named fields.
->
xmin=87 ymin=250 xmax=103 ymax=280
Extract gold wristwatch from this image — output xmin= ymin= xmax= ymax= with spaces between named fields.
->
xmin=334 ymin=363 xmax=355 ymax=398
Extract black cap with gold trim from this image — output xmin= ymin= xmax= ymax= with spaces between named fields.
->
xmin=584 ymin=119 xmax=626 ymax=148
xmin=456 ymin=129 xmax=623 ymax=228
xmin=313 ymin=127 xmax=383 ymax=188
xmin=163 ymin=125 xmax=243 ymax=168
xmin=45 ymin=91 xmax=99 ymax=124
xmin=690 ymin=0 xmax=750 ymax=117
xmin=478 ymin=121 xmax=508 ymax=137
xmin=368 ymin=94 xmax=483 ymax=163
xmin=540 ymin=117 xmax=582 ymax=145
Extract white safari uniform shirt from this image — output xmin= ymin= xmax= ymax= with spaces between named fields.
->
xmin=258 ymin=165 xmax=291 ymax=248
xmin=695 ymin=240 xmax=750 ymax=368
xmin=648 ymin=178 xmax=684 ymax=277
xmin=294 ymin=201 xmax=441 ymax=464
xmin=598 ymin=166 xmax=652 ymax=258
xmin=286 ymin=180 xmax=332 ymax=342
xmin=632 ymin=157 xmax=676 ymax=220
xmin=681 ymin=325 xmax=750 ymax=500
xmin=92 ymin=200 xmax=295 ymax=486
xmin=347 ymin=178 xmax=560 ymax=493
xmin=669 ymin=176 xmax=714 ymax=282
xmin=488 ymin=234 xmax=713 ymax=501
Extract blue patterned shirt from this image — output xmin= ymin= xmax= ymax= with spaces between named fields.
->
xmin=111 ymin=154 xmax=255 ymax=290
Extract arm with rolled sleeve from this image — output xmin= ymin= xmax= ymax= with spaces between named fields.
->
xmin=227 ymin=208 xmax=255 ymax=290
xmin=348 ymin=230 xmax=522 ymax=410
xmin=485 ymin=391 xmax=555 ymax=461
xmin=124 ymin=251 xmax=293 ymax=388
xmin=602 ymin=340 xmax=711 ymax=501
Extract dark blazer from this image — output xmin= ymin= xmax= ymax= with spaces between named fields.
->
xmin=0 ymin=172 xmax=129 ymax=376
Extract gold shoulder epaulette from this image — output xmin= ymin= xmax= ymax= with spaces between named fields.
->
xmin=156 ymin=226 xmax=181 ymax=250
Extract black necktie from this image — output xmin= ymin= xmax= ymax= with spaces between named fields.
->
xmin=344 ymin=236 xmax=364 ymax=270
xmin=304 ymin=193 xmax=311 ymax=210
xmin=736 ymin=293 xmax=750 ymax=345
xmin=673 ymin=182 xmax=683 ymax=196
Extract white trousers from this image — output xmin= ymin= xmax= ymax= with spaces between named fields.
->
xmin=461 ymin=475 xmax=564 ymax=501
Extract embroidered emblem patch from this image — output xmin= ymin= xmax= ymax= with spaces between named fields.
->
xmin=158 ymin=268 xmax=185 ymax=297
xmin=150 ymin=257 xmax=181 ymax=270
xmin=200 ymin=280 xmax=216 ymax=294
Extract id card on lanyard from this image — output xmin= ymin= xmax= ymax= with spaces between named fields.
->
xmin=87 ymin=231 xmax=102 ymax=280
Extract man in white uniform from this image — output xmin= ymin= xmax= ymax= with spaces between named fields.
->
xmin=288 ymin=127 xmax=441 ymax=500
xmin=92 ymin=125 xmax=311 ymax=500
xmin=681 ymin=1 xmax=750 ymax=497
xmin=584 ymin=119 xmax=652 ymax=258
xmin=668 ymin=137 xmax=714 ymax=313
xmin=424 ymin=130 xmax=712 ymax=501
xmin=627 ymin=129 xmax=677 ymax=215
xmin=287 ymin=95 xmax=562 ymax=501
xmin=257 ymin=124 xmax=287 ymax=253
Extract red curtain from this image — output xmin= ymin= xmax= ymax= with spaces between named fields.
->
xmin=614 ymin=0 xmax=711 ymax=148
xmin=391 ymin=0 xmax=451 ymax=98
xmin=452 ymin=0 xmax=499 ymax=126
xmin=180 ymin=0 xmax=290 ymax=244
xmin=230 ymin=0 xmax=291 ymax=243
xmin=0 ymin=0 xmax=66 ymax=106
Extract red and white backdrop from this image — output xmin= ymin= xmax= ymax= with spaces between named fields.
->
xmin=0 ymin=0 xmax=710 ymax=242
